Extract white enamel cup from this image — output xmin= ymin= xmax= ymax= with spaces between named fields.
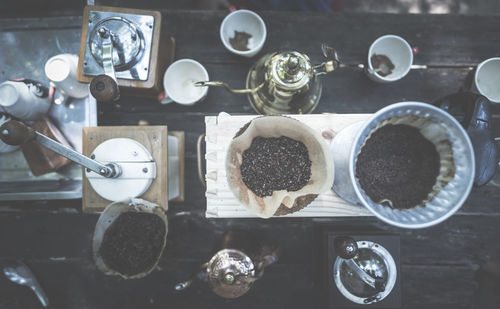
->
xmin=220 ymin=10 xmax=267 ymax=58
xmin=473 ymin=57 xmax=500 ymax=103
xmin=0 ymin=80 xmax=50 ymax=120
xmin=45 ymin=54 xmax=89 ymax=99
xmin=161 ymin=59 xmax=209 ymax=106
xmin=366 ymin=35 xmax=413 ymax=83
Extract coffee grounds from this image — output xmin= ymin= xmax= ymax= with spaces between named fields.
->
xmin=99 ymin=212 xmax=166 ymax=276
xmin=240 ymin=136 xmax=311 ymax=197
xmin=229 ymin=31 xmax=252 ymax=51
xmin=355 ymin=124 xmax=440 ymax=209
xmin=370 ymin=54 xmax=395 ymax=77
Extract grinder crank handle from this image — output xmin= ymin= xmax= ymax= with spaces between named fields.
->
xmin=89 ymin=26 xmax=120 ymax=103
xmin=0 ymin=119 xmax=36 ymax=145
xmin=0 ymin=120 xmax=121 ymax=178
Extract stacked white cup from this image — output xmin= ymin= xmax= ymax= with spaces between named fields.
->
xmin=0 ymin=80 xmax=51 ymax=120
xmin=45 ymin=54 xmax=89 ymax=100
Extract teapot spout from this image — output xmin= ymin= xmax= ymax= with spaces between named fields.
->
xmin=195 ymin=81 xmax=264 ymax=94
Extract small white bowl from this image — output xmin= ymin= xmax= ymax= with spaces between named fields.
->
xmin=220 ymin=10 xmax=266 ymax=58
xmin=366 ymin=35 xmax=413 ymax=83
xmin=474 ymin=57 xmax=500 ymax=103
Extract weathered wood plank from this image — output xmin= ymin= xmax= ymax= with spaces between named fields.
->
xmin=0 ymin=213 xmax=498 ymax=266
xmin=0 ymin=12 xmax=499 ymax=309
xmin=160 ymin=11 xmax=500 ymax=67
xmin=3 ymin=12 xmax=500 ymax=67
xmin=100 ymin=65 xmax=500 ymax=117
xmin=0 ymin=257 xmax=481 ymax=309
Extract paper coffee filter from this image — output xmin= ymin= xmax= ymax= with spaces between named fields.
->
xmin=355 ymin=114 xmax=455 ymax=209
xmin=226 ymin=116 xmax=334 ymax=218
xmin=92 ymin=198 xmax=168 ymax=279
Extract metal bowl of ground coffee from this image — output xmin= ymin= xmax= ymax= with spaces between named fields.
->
xmin=92 ymin=198 xmax=168 ymax=279
xmin=331 ymin=102 xmax=475 ymax=228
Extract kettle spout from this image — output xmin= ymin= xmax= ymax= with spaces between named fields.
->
xmin=195 ymin=81 xmax=264 ymax=94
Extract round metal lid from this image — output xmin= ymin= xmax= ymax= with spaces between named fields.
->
xmin=268 ymin=51 xmax=314 ymax=91
xmin=333 ymin=241 xmax=397 ymax=305
xmin=89 ymin=17 xmax=145 ymax=71
xmin=206 ymin=249 xmax=256 ymax=299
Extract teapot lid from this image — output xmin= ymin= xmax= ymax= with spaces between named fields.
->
xmin=269 ymin=51 xmax=313 ymax=91
xmin=206 ymin=249 xmax=256 ymax=299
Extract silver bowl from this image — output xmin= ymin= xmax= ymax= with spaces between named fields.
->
xmin=331 ymin=102 xmax=475 ymax=229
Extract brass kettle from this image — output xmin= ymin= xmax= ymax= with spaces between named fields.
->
xmin=196 ymin=44 xmax=340 ymax=114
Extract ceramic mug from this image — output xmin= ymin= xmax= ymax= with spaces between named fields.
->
xmin=473 ymin=57 xmax=500 ymax=103
xmin=220 ymin=10 xmax=267 ymax=58
xmin=45 ymin=54 xmax=89 ymax=101
xmin=161 ymin=59 xmax=209 ymax=105
xmin=0 ymin=80 xmax=51 ymax=120
xmin=366 ymin=35 xmax=413 ymax=83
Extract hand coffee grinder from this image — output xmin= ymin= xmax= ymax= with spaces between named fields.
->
xmin=196 ymin=44 xmax=340 ymax=114
xmin=326 ymin=234 xmax=401 ymax=308
xmin=77 ymin=5 xmax=175 ymax=102
xmin=0 ymin=121 xmax=169 ymax=213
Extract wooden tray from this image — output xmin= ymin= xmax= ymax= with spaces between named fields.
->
xmin=204 ymin=113 xmax=375 ymax=218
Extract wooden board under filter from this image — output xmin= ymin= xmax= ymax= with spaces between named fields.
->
xmin=205 ymin=113 xmax=374 ymax=218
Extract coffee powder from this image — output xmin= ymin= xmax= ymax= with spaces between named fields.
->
xmin=99 ymin=212 xmax=166 ymax=276
xmin=229 ymin=31 xmax=252 ymax=51
xmin=355 ymin=124 xmax=440 ymax=209
xmin=240 ymin=136 xmax=311 ymax=197
xmin=370 ymin=53 xmax=395 ymax=77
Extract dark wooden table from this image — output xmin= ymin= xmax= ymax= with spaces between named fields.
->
xmin=1 ymin=11 xmax=500 ymax=309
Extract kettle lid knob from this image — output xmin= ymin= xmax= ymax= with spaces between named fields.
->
xmin=286 ymin=55 xmax=300 ymax=71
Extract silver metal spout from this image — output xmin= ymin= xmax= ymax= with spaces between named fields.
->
xmin=195 ymin=81 xmax=264 ymax=94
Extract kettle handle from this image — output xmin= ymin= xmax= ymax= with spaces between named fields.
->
xmin=195 ymin=81 xmax=264 ymax=94
xmin=314 ymin=44 xmax=340 ymax=75
xmin=253 ymin=245 xmax=280 ymax=279
xmin=174 ymin=262 xmax=209 ymax=291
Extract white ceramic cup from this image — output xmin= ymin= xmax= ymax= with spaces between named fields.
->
xmin=45 ymin=54 xmax=89 ymax=99
xmin=366 ymin=35 xmax=413 ymax=83
xmin=0 ymin=80 xmax=51 ymax=120
xmin=162 ymin=59 xmax=209 ymax=105
xmin=220 ymin=10 xmax=267 ymax=58
xmin=0 ymin=114 xmax=19 ymax=153
xmin=473 ymin=57 xmax=500 ymax=103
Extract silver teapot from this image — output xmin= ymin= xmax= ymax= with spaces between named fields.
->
xmin=196 ymin=44 xmax=339 ymax=115
xmin=175 ymin=231 xmax=279 ymax=299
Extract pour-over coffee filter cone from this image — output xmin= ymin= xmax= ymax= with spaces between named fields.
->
xmin=226 ymin=116 xmax=334 ymax=218
xmin=356 ymin=115 xmax=455 ymax=208
xmin=348 ymin=102 xmax=475 ymax=228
